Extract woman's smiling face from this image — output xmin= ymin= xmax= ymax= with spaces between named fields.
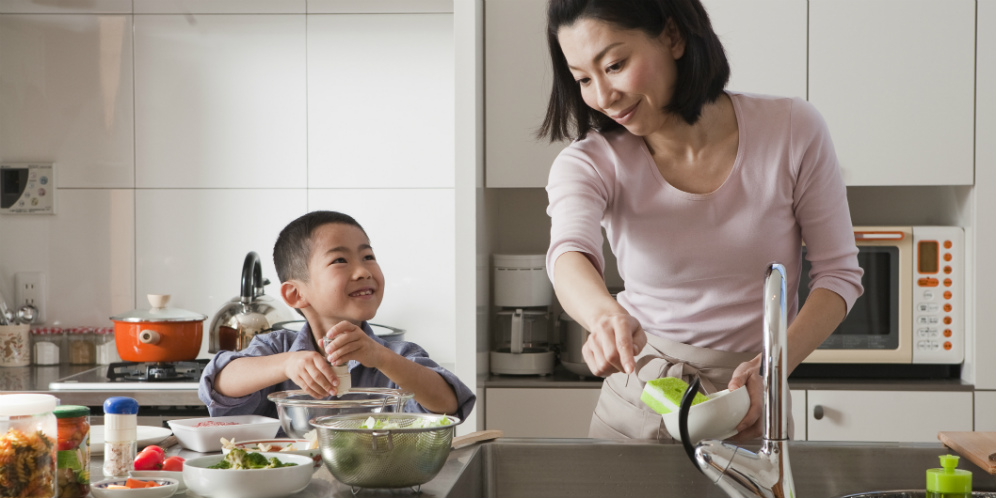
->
xmin=301 ymin=222 xmax=384 ymax=326
xmin=557 ymin=18 xmax=685 ymax=136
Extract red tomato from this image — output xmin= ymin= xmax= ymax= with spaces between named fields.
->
xmin=133 ymin=448 xmax=164 ymax=470
xmin=162 ymin=456 xmax=184 ymax=472
xmin=140 ymin=445 xmax=166 ymax=459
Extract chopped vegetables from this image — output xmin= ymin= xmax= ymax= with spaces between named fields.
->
xmin=360 ymin=416 xmax=451 ymax=430
xmin=207 ymin=448 xmax=298 ymax=470
xmin=108 ymin=479 xmax=161 ymax=489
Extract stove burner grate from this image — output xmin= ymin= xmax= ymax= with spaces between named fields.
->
xmin=107 ymin=359 xmax=209 ymax=383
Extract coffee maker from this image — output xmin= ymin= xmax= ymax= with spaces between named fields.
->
xmin=490 ymin=254 xmax=556 ymax=376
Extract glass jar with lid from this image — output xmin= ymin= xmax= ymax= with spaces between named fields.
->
xmin=0 ymin=393 xmax=58 ymax=498
xmin=54 ymin=405 xmax=90 ymax=498
xmin=93 ymin=327 xmax=119 ymax=365
xmin=66 ymin=327 xmax=96 ymax=365
xmin=30 ymin=327 xmax=65 ymax=366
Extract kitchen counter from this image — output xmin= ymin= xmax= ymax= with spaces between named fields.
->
xmin=92 ymin=438 xmax=996 ymax=498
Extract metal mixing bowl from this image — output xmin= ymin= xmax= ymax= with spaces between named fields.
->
xmin=310 ymin=412 xmax=461 ymax=491
xmin=267 ymin=388 xmax=413 ymax=438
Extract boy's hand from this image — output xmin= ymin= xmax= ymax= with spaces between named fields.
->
xmin=324 ymin=321 xmax=386 ymax=368
xmin=283 ymin=351 xmax=338 ymax=399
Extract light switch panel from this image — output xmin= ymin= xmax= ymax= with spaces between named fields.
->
xmin=0 ymin=163 xmax=56 ymax=214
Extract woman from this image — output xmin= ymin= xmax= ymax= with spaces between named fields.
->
xmin=541 ymin=0 xmax=864 ymax=440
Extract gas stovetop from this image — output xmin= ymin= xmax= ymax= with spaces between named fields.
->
xmin=49 ymin=360 xmax=208 ymax=391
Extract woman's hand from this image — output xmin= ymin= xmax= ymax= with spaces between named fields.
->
xmin=728 ymin=354 xmax=764 ymax=441
xmin=582 ymin=313 xmax=648 ymax=376
xmin=323 ymin=320 xmax=386 ymax=369
xmin=283 ymin=350 xmax=338 ymax=399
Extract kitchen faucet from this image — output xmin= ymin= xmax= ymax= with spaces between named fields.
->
xmin=684 ymin=262 xmax=796 ymax=498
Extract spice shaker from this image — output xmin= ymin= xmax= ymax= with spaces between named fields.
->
xmin=93 ymin=327 xmax=119 ymax=364
xmin=102 ymin=397 xmax=138 ymax=478
xmin=67 ymin=327 xmax=96 ymax=365
xmin=31 ymin=327 xmax=65 ymax=366
xmin=54 ymin=405 xmax=90 ymax=498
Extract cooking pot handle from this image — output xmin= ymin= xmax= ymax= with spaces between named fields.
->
xmin=241 ymin=252 xmax=263 ymax=304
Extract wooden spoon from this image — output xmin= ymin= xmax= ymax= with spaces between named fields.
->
xmin=452 ymin=430 xmax=503 ymax=450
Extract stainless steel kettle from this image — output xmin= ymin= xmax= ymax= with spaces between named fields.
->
xmin=207 ymin=251 xmax=297 ymax=353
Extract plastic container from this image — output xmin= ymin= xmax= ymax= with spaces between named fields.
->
xmin=54 ymin=405 xmax=90 ymax=498
xmin=93 ymin=327 xmax=119 ymax=365
xmin=927 ymin=454 xmax=973 ymax=498
xmin=0 ymin=393 xmax=59 ymax=498
xmin=0 ymin=324 xmax=31 ymax=367
xmin=102 ymin=397 xmax=138 ymax=478
xmin=31 ymin=327 xmax=65 ymax=366
xmin=66 ymin=327 xmax=96 ymax=365
xmin=166 ymin=415 xmax=280 ymax=452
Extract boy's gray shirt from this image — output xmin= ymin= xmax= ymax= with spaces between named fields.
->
xmin=198 ymin=321 xmax=476 ymax=422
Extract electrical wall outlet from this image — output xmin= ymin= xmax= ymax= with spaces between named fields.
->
xmin=14 ymin=272 xmax=45 ymax=323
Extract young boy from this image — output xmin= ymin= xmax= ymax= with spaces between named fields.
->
xmin=198 ymin=210 xmax=476 ymax=421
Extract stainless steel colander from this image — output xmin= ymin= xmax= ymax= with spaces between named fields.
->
xmin=310 ymin=412 xmax=462 ymax=491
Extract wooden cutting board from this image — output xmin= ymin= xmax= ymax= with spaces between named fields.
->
xmin=938 ymin=431 xmax=996 ymax=475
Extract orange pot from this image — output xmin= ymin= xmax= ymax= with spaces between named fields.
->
xmin=110 ymin=295 xmax=207 ymax=363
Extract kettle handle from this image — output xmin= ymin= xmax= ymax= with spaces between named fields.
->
xmin=241 ymin=252 xmax=263 ymax=304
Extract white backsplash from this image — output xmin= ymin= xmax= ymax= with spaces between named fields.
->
xmin=0 ymin=6 xmax=459 ymax=364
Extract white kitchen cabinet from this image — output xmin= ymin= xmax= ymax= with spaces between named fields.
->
xmin=789 ymin=389 xmax=806 ymax=441
xmin=806 ymin=390 xmax=972 ymax=443
xmin=701 ymin=0 xmax=807 ymax=100
xmin=484 ymin=0 xmax=568 ymax=188
xmin=485 ymin=388 xmax=601 ymax=438
xmin=809 ymin=0 xmax=975 ymax=186
xmin=976 ymin=391 xmax=996 ymax=432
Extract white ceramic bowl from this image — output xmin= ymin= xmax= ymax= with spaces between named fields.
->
xmin=222 ymin=438 xmax=322 ymax=469
xmin=128 ymin=470 xmax=185 ymax=491
xmin=182 ymin=452 xmax=314 ymax=498
xmin=90 ymin=477 xmax=178 ymax=498
xmin=167 ymin=415 xmax=281 ymax=452
xmin=662 ymin=387 xmax=750 ymax=444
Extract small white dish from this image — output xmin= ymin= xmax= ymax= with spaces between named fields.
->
xmin=167 ymin=415 xmax=280 ymax=452
xmin=128 ymin=470 xmax=185 ymax=491
xmin=182 ymin=452 xmax=314 ymax=498
xmin=90 ymin=477 xmax=178 ymax=498
xmin=661 ymin=386 xmax=750 ymax=444
xmin=221 ymin=438 xmax=321 ymax=469
xmin=90 ymin=426 xmax=173 ymax=455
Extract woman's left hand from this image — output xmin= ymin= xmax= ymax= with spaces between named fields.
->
xmin=727 ymin=354 xmax=763 ymax=441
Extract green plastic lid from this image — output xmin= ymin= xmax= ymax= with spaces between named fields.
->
xmin=926 ymin=454 xmax=972 ymax=494
xmin=53 ymin=405 xmax=90 ymax=419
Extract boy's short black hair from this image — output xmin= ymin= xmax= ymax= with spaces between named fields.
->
xmin=273 ymin=210 xmax=366 ymax=283
xmin=539 ymin=0 xmax=730 ymax=142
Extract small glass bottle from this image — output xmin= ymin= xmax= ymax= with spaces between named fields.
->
xmin=926 ymin=454 xmax=972 ymax=498
xmin=54 ymin=405 xmax=91 ymax=498
xmin=102 ymin=397 xmax=138 ymax=478
xmin=93 ymin=327 xmax=119 ymax=365
xmin=67 ymin=327 xmax=96 ymax=365
xmin=0 ymin=393 xmax=58 ymax=498
xmin=31 ymin=327 xmax=65 ymax=366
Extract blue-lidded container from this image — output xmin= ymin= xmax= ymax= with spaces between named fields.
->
xmin=102 ymin=397 xmax=139 ymax=478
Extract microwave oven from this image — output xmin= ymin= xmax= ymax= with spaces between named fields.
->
xmin=799 ymin=226 xmax=964 ymax=368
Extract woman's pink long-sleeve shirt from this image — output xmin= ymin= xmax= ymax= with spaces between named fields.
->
xmin=546 ymin=92 xmax=864 ymax=353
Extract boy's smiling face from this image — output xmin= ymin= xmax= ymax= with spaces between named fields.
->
xmin=293 ymin=222 xmax=384 ymax=330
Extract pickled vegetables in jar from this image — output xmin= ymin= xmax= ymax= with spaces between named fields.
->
xmin=53 ymin=406 xmax=90 ymax=498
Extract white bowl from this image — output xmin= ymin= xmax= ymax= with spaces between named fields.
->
xmin=182 ymin=452 xmax=314 ymax=498
xmin=662 ymin=387 xmax=750 ymax=444
xmin=90 ymin=477 xmax=179 ymax=498
xmin=128 ymin=470 xmax=185 ymax=491
xmin=222 ymin=438 xmax=322 ymax=469
xmin=167 ymin=415 xmax=280 ymax=452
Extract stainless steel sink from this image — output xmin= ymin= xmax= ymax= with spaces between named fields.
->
xmin=445 ymin=439 xmax=996 ymax=498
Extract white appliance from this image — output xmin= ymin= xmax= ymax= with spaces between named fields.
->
xmin=489 ymin=254 xmax=556 ymax=376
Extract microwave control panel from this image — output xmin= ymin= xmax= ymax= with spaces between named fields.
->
xmin=911 ymin=226 xmax=963 ymax=363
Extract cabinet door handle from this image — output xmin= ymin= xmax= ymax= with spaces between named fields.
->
xmin=813 ymin=404 xmax=824 ymax=420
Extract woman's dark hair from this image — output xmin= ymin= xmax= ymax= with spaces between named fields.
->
xmin=539 ymin=0 xmax=730 ymax=142
xmin=273 ymin=210 xmax=366 ymax=283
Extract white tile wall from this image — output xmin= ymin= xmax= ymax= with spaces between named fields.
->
xmin=0 ymin=11 xmax=458 ymax=368
xmin=307 ymin=14 xmax=454 ymax=189
xmin=0 ymin=14 xmax=135 ymax=188
xmin=134 ymin=14 xmax=307 ymax=189
xmin=136 ymin=189 xmax=307 ymax=357
xmin=0 ymin=189 xmax=135 ymax=327
xmin=0 ymin=0 xmax=132 ymax=14
xmin=308 ymin=189 xmax=456 ymax=364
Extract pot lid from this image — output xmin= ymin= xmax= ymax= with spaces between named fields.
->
xmin=110 ymin=294 xmax=207 ymax=323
